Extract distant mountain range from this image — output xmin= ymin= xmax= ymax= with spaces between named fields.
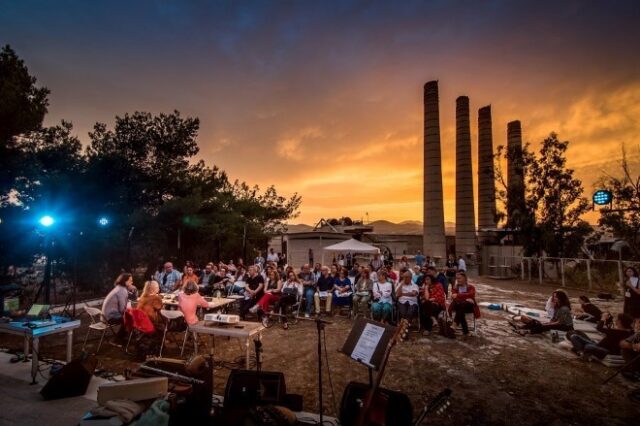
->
xmin=285 ymin=220 xmax=456 ymax=235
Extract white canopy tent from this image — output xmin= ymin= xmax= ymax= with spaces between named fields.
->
xmin=322 ymin=238 xmax=379 ymax=264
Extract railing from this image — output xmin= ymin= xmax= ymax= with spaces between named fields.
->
xmin=487 ymin=255 xmax=640 ymax=292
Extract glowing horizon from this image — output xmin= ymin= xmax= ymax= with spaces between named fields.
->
xmin=2 ymin=1 xmax=639 ymax=226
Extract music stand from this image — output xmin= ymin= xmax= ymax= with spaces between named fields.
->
xmin=340 ymin=317 xmax=396 ymax=374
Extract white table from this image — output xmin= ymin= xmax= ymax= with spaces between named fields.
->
xmin=188 ymin=320 xmax=265 ymax=368
xmin=0 ymin=317 xmax=81 ymax=383
xmin=161 ymin=295 xmax=237 ymax=312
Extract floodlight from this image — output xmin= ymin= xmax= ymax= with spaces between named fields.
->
xmin=593 ymin=190 xmax=613 ymax=206
xmin=98 ymin=217 xmax=110 ymax=227
xmin=39 ymin=215 xmax=55 ymax=227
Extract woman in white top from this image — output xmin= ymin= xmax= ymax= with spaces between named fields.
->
xmin=371 ymin=270 xmax=393 ymax=323
xmin=396 ymin=271 xmax=419 ymax=321
xmin=623 ymin=267 xmax=640 ymax=319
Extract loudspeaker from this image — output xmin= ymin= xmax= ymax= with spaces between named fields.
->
xmin=340 ymin=381 xmax=412 ymax=426
xmin=224 ymin=369 xmax=286 ymax=409
xmin=40 ymin=353 xmax=97 ymax=400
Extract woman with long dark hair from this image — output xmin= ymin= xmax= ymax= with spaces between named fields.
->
xmin=518 ymin=290 xmax=573 ymax=334
xmin=623 ymin=267 xmax=640 ymax=319
xmin=101 ymin=273 xmax=136 ymax=344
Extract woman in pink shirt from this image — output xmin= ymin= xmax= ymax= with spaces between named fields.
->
xmin=178 ymin=281 xmax=209 ymax=325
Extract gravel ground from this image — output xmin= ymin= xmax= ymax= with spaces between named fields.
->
xmin=1 ymin=278 xmax=639 ymax=425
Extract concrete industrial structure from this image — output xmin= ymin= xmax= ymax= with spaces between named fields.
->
xmin=422 ymin=81 xmax=447 ymax=260
xmin=455 ymin=96 xmax=476 ymax=257
xmin=506 ymin=120 xmax=526 ymax=227
xmin=477 ymin=105 xmax=497 ymax=231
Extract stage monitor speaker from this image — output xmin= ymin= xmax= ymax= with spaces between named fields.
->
xmin=339 ymin=381 xmax=412 ymax=426
xmin=224 ymin=369 xmax=286 ymax=409
xmin=40 ymin=353 xmax=97 ymax=400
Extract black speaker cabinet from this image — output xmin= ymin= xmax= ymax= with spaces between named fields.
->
xmin=224 ymin=369 xmax=286 ymax=409
xmin=340 ymin=381 xmax=412 ymax=426
xmin=40 ymin=353 xmax=97 ymax=400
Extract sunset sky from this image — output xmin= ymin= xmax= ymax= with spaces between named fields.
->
xmin=2 ymin=1 xmax=640 ymax=224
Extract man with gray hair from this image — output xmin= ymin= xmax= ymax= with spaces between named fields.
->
xmin=155 ymin=262 xmax=182 ymax=293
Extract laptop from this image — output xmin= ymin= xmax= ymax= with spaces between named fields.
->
xmin=26 ymin=304 xmax=50 ymax=320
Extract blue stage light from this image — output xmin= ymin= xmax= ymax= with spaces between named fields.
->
xmin=593 ymin=190 xmax=613 ymax=206
xmin=39 ymin=215 xmax=55 ymax=227
xmin=98 ymin=217 xmax=110 ymax=227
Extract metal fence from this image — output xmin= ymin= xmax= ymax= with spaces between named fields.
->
xmin=487 ymin=255 xmax=640 ymax=293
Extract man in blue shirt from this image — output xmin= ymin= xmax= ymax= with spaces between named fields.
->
xmin=155 ymin=262 xmax=182 ymax=293
xmin=415 ymin=250 xmax=426 ymax=267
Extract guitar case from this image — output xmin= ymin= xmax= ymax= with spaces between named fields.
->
xmin=340 ymin=381 xmax=412 ymax=426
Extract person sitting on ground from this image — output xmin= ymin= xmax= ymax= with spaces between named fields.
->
xmin=298 ymin=264 xmax=316 ymax=318
xmin=420 ymin=275 xmax=446 ymax=335
xmin=448 ymin=272 xmax=481 ymax=336
xmin=332 ymin=267 xmax=353 ymax=314
xmin=239 ymin=265 xmax=265 ymax=320
xmin=178 ymin=281 xmax=209 ymax=325
xmin=371 ymin=270 xmax=394 ymax=323
xmin=353 ymin=268 xmax=373 ymax=317
xmin=570 ymin=312 xmax=634 ymax=361
xmin=623 ymin=267 xmax=640 ymax=319
xmin=137 ymin=280 xmax=163 ymax=327
xmin=314 ymin=266 xmax=335 ymax=316
xmin=620 ymin=319 xmax=640 ymax=376
xmin=576 ymin=295 xmax=603 ymax=323
xmin=252 ymin=269 xmax=282 ymax=326
xmin=102 ymin=273 xmax=137 ymax=344
xmin=518 ymin=290 xmax=573 ymax=334
xmin=396 ymin=271 xmax=419 ymax=322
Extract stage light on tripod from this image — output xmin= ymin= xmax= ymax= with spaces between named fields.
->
xmin=39 ymin=215 xmax=55 ymax=227
xmin=98 ymin=216 xmax=110 ymax=227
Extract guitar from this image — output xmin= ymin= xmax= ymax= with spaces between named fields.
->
xmin=413 ymin=388 xmax=452 ymax=425
xmin=355 ymin=319 xmax=410 ymax=426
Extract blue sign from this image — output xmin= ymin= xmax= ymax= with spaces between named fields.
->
xmin=593 ymin=190 xmax=613 ymax=206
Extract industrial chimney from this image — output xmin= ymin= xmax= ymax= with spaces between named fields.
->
xmin=455 ymin=96 xmax=476 ymax=258
xmin=477 ymin=105 xmax=497 ymax=231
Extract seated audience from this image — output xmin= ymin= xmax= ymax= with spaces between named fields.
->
xmin=280 ymin=271 xmax=303 ymax=329
xmin=314 ymin=266 xmax=335 ymax=315
xmin=396 ymin=271 xmax=419 ymax=322
xmin=332 ymin=268 xmax=353 ymax=312
xmin=198 ymin=263 xmax=217 ymax=295
xmin=570 ymin=312 xmax=634 ymax=360
xmin=620 ymin=319 xmax=640 ymax=375
xmin=253 ymin=269 xmax=282 ymax=326
xmin=420 ymin=275 xmax=446 ymax=334
xmin=102 ymin=273 xmax=137 ymax=343
xmin=177 ymin=265 xmax=199 ymax=292
xmin=137 ymin=280 xmax=163 ymax=326
xmin=576 ymin=295 xmax=603 ymax=323
xmin=298 ymin=264 xmax=316 ymax=318
xmin=353 ymin=268 xmax=373 ymax=317
xmin=226 ymin=265 xmax=247 ymax=295
xmin=519 ymin=290 xmax=572 ymax=334
xmin=448 ymin=272 xmax=481 ymax=336
xmin=426 ymin=266 xmax=449 ymax=296
xmin=155 ymin=262 xmax=182 ymax=293
xmin=178 ymin=281 xmax=209 ymax=325
xmin=371 ymin=270 xmax=393 ymax=323
xmin=623 ymin=267 xmax=640 ymax=320
xmin=239 ymin=265 xmax=264 ymax=320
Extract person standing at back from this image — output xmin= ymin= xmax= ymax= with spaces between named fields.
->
xmin=445 ymin=255 xmax=458 ymax=285
xmin=623 ymin=267 xmax=640 ymax=319
xmin=267 ymin=248 xmax=279 ymax=263
xmin=415 ymin=250 xmax=426 ymax=268
xmin=457 ymin=255 xmax=467 ymax=272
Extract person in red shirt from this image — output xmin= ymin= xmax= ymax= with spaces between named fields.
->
xmin=420 ymin=275 xmax=446 ymax=334
xmin=447 ymin=272 xmax=480 ymax=335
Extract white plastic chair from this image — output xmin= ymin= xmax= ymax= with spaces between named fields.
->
xmin=82 ymin=305 xmax=116 ymax=353
xmin=159 ymin=309 xmax=188 ymax=357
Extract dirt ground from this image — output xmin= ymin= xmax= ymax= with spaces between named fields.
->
xmin=2 ymin=278 xmax=640 ymax=425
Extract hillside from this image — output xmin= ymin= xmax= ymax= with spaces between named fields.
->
xmin=286 ymin=220 xmax=456 ymax=235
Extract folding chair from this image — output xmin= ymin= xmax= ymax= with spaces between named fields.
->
xmin=124 ymin=308 xmax=155 ymax=355
xmin=82 ymin=305 xmax=117 ymax=353
xmin=159 ymin=309 xmax=188 ymax=357
xmin=180 ymin=326 xmax=199 ymax=357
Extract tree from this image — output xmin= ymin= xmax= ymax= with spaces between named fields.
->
xmin=495 ymin=133 xmax=591 ymax=257
xmin=0 ymin=45 xmax=50 ymax=204
xmin=597 ymin=145 xmax=640 ymax=258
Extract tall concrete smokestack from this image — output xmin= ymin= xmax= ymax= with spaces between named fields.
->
xmin=423 ymin=81 xmax=447 ymax=259
xmin=455 ymin=96 xmax=476 ymax=258
xmin=477 ymin=105 xmax=497 ymax=231
xmin=507 ymin=120 xmax=525 ymax=228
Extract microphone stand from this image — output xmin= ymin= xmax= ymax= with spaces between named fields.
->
xmin=298 ymin=315 xmax=332 ymax=425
